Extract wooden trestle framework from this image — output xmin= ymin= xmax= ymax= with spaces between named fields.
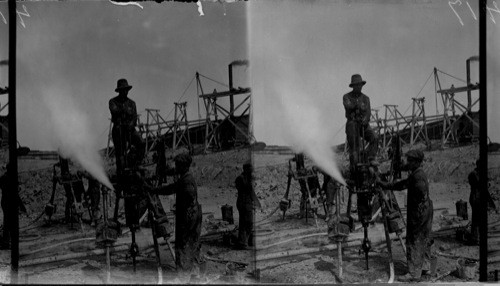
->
xmin=366 ymin=56 xmax=480 ymax=155
xmin=106 ymin=61 xmax=253 ymax=158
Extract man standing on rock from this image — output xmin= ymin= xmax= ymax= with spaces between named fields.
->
xmin=377 ymin=150 xmax=434 ymax=282
xmin=343 ymin=74 xmax=378 ymax=171
xmin=109 ymin=78 xmax=144 ymax=174
xmin=150 ymin=153 xmax=204 ymax=280
xmin=234 ymin=162 xmax=261 ymax=250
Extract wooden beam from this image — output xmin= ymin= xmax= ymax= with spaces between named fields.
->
xmin=199 ymin=87 xmax=251 ymax=99
xmin=437 ymin=84 xmax=479 ymax=94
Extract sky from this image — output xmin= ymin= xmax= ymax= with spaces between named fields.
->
xmin=0 ymin=0 xmax=249 ymax=151
xmin=249 ymin=0 xmax=482 ymax=148
xmin=488 ymin=1 xmax=500 ymax=144
xmin=0 ymin=0 xmax=498 ymax=178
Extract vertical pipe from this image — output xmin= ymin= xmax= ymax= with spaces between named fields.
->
xmin=479 ymin=0 xmax=487 ymax=281
xmin=466 ymin=58 xmax=471 ymax=111
xmin=8 ymin=0 xmax=19 ymax=275
xmin=173 ymin=103 xmax=178 ymax=150
xmin=229 ymin=64 xmax=234 ymax=114
xmin=410 ymin=99 xmax=416 ymax=147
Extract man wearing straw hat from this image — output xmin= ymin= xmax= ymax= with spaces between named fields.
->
xmin=342 ymin=74 xmax=379 ymax=171
xmin=109 ymin=78 xmax=145 ymax=173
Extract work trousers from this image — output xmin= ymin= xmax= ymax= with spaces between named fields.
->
xmin=111 ymin=125 xmax=145 ymax=173
xmin=470 ymin=201 xmax=480 ymax=243
xmin=1 ymin=195 xmax=9 ymax=245
xmin=237 ymin=205 xmax=254 ymax=247
xmin=176 ymin=203 xmax=203 ymax=272
xmin=406 ymin=200 xmax=434 ymax=278
xmin=345 ymin=120 xmax=378 ymax=170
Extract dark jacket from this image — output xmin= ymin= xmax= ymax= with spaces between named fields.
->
xmin=235 ymin=173 xmax=260 ymax=210
xmin=109 ymin=96 xmax=138 ymax=127
xmin=343 ymin=91 xmax=371 ymax=124
xmin=387 ymin=167 xmax=432 ymax=234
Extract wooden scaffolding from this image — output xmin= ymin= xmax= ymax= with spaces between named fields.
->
xmin=197 ymin=62 xmax=253 ymax=152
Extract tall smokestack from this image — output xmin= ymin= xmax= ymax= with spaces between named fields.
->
xmin=466 ymin=58 xmax=471 ymax=110
xmin=229 ymin=64 xmax=234 ymax=114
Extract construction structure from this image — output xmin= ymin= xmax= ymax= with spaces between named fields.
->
xmin=367 ymin=56 xmax=479 ymax=156
xmin=106 ymin=61 xmax=252 ymax=158
xmin=197 ymin=62 xmax=252 ymax=152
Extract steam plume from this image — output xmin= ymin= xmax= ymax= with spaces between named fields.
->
xmin=42 ymin=89 xmax=114 ymax=190
xmin=278 ymin=81 xmax=346 ymax=186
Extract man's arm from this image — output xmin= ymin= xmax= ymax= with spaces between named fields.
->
xmin=377 ymin=177 xmax=408 ymax=191
xmin=109 ymin=99 xmax=120 ymax=123
xmin=153 ymin=182 xmax=177 ymax=196
xmin=131 ymin=101 xmax=138 ymax=127
xmin=343 ymin=94 xmax=356 ymax=119
xmin=363 ymin=96 xmax=371 ymax=124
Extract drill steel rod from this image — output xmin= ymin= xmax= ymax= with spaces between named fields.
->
xmin=379 ymin=192 xmax=395 ymax=283
xmin=131 ymin=231 xmax=137 ymax=272
xmin=148 ymin=211 xmax=163 ymax=284
xmin=105 ymin=246 xmax=111 ymax=284
xmin=364 ymin=226 xmax=369 ymax=270
xmin=306 ymin=187 xmax=319 ymax=228
xmin=336 ymin=188 xmax=343 ymax=278
xmin=102 ymin=187 xmax=112 ymax=284
xmin=338 ymin=243 xmax=342 ymax=278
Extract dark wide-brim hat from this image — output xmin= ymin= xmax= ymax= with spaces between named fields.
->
xmin=349 ymin=74 xmax=366 ymax=87
xmin=115 ymin=78 xmax=133 ymax=92
xmin=406 ymin=149 xmax=424 ymax=162
xmin=174 ymin=153 xmax=192 ymax=168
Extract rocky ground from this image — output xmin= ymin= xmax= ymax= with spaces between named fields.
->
xmin=0 ymin=140 xmax=499 ymax=284
xmin=0 ymin=146 xmax=257 ymax=284
xmin=252 ymin=141 xmax=500 ymax=283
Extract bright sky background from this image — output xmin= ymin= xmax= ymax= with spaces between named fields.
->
xmin=0 ymin=0 xmax=499 ymax=153
xmin=488 ymin=2 xmax=500 ymax=144
xmin=0 ymin=1 xmax=249 ymax=151
xmin=250 ymin=0 xmax=482 ymax=148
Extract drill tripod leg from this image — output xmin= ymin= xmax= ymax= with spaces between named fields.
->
xmin=69 ymin=187 xmax=85 ymax=232
xmin=166 ymin=239 xmax=176 ymax=269
xmin=305 ymin=186 xmax=318 ymax=228
xmin=282 ymin=175 xmax=292 ymax=220
xmin=397 ymin=233 xmax=407 ymax=256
